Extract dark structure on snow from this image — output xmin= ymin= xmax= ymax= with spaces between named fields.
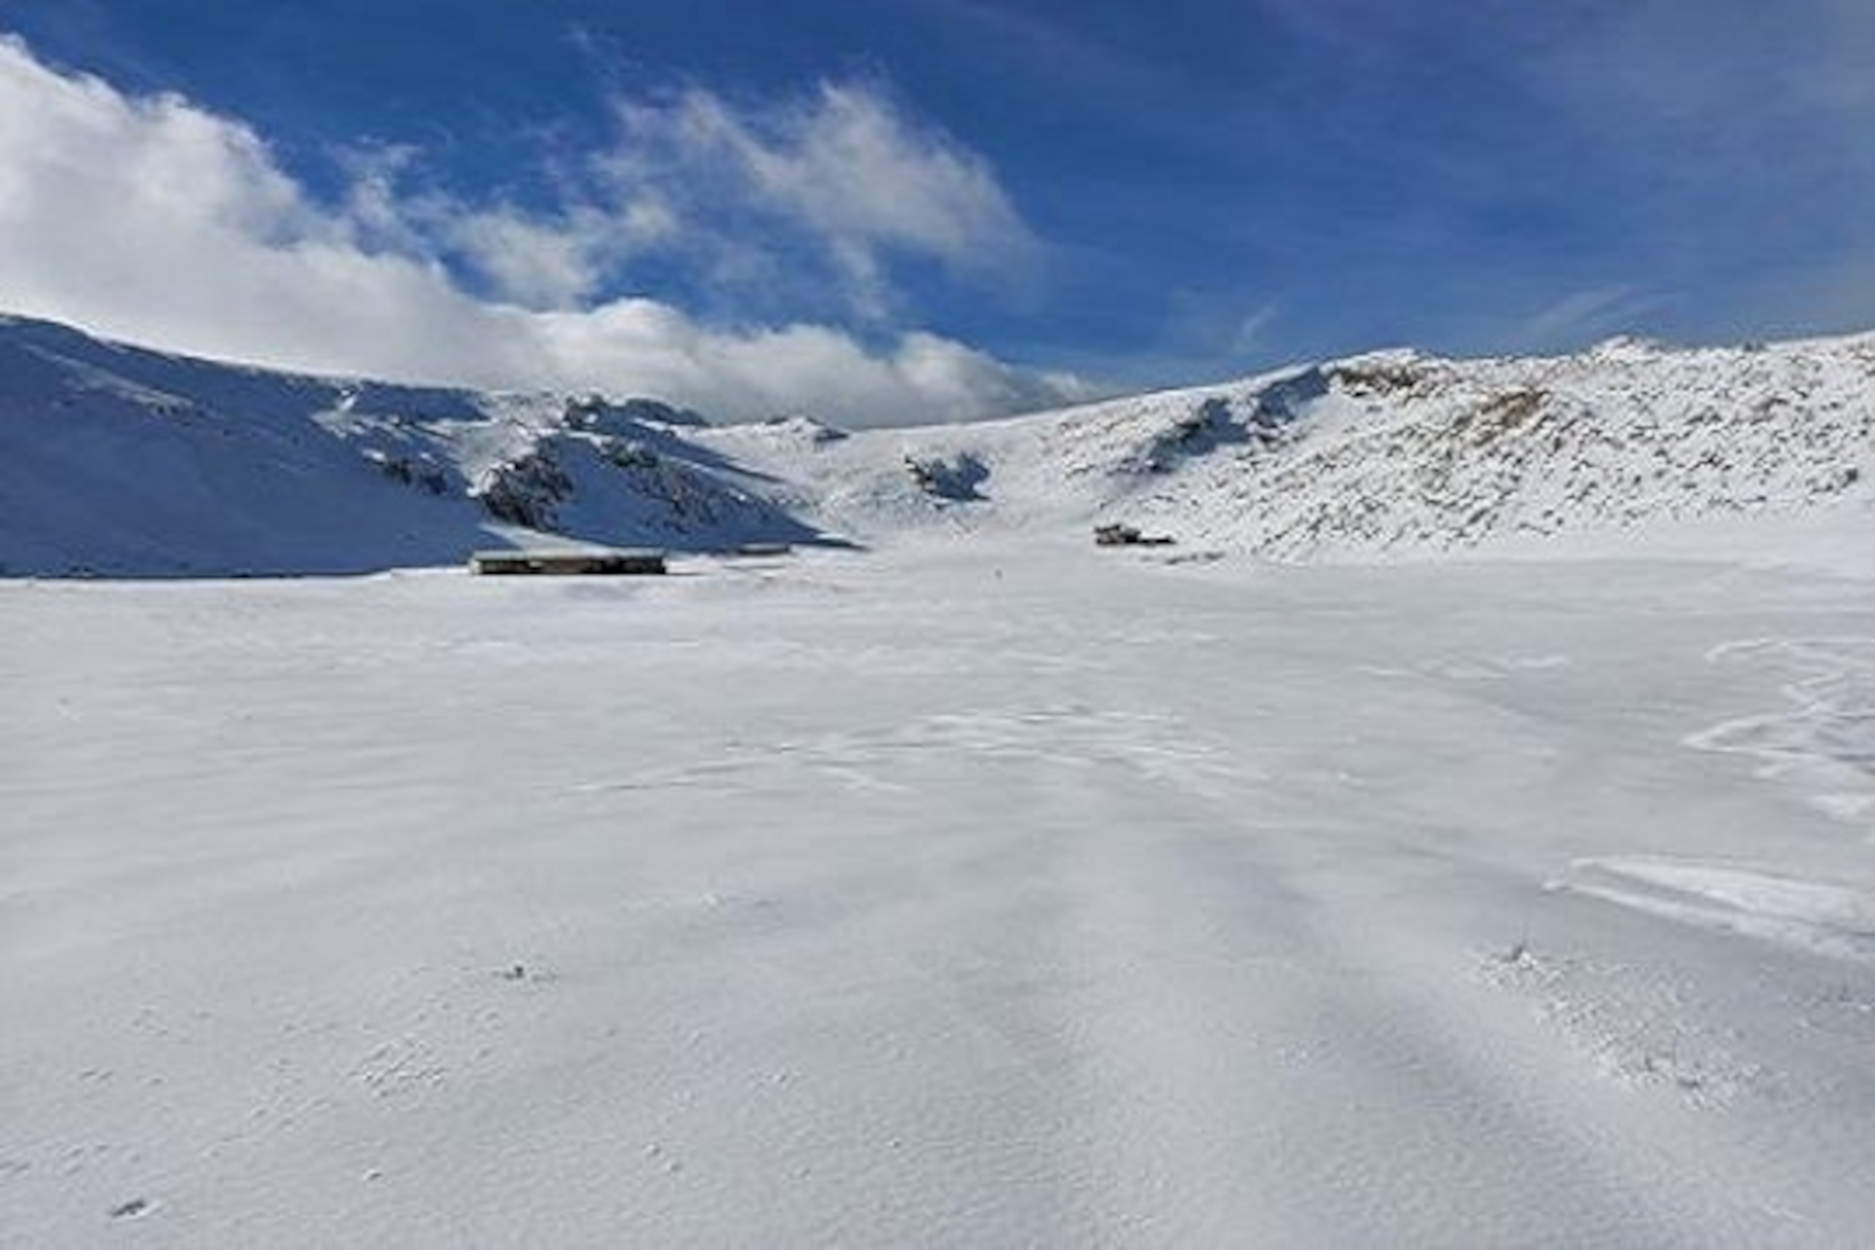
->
xmin=469 ymin=548 xmax=668 ymax=576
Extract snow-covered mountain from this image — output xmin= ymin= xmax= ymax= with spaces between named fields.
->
xmin=3 ymin=313 xmax=1872 ymax=575
xmin=0 ymin=315 xmax=821 ymax=576
xmin=709 ymin=331 xmax=1875 ymax=558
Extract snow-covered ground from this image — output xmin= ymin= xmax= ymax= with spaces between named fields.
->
xmin=8 ymin=533 xmax=1875 ymax=1246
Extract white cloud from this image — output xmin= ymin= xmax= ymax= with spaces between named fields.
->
xmin=603 ymin=82 xmax=1038 ymax=319
xmin=334 ymin=143 xmax=681 ymax=310
xmin=0 ymin=36 xmax=1082 ymax=427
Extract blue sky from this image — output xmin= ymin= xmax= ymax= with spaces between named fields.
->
xmin=2 ymin=1 xmax=1872 ymax=423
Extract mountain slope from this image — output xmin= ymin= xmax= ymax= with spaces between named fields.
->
xmin=0 ymin=316 xmax=820 ymax=576
xmin=701 ymin=333 xmax=1875 ymax=558
xmin=4 ymin=314 xmax=1873 ymax=575
xmin=1135 ymin=337 xmax=1875 ymax=558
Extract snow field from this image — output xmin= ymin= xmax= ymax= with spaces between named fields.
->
xmin=6 ymin=539 xmax=1875 ymax=1245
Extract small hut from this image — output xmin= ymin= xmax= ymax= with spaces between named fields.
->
xmin=1093 ymin=523 xmax=1175 ymax=547
xmin=469 ymin=548 xmax=667 ymax=576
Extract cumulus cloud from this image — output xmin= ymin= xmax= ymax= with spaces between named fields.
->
xmin=335 ymin=143 xmax=681 ymax=310
xmin=603 ymin=82 xmax=1038 ymax=318
xmin=0 ymin=36 xmax=1084 ymax=426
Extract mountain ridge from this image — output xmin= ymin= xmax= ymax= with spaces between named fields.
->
xmin=3 ymin=313 xmax=1871 ymax=576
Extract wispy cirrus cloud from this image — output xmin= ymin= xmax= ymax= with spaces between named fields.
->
xmin=1509 ymin=286 xmax=1671 ymax=353
xmin=0 ymin=35 xmax=1083 ymax=426
xmin=1214 ymin=1 xmax=1875 ymax=354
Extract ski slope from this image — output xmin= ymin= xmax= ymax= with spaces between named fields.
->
xmin=7 ymin=535 xmax=1875 ymax=1246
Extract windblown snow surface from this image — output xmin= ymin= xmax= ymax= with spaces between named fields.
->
xmin=6 ymin=318 xmax=1875 ymax=1246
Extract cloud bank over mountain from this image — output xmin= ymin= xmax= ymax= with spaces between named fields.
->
xmin=0 ymin=37 xmax=1087 ymax=426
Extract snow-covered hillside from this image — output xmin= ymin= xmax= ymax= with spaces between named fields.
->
xmin=701 ymin=332 xmax=1875 ymax=558
xmin=1137 ymin=336 xmax=1875 ymax=558
xmin=0 ymin=316 xmax=820 ymax=576
xmin=3 ymin=313 xmax=1872 ymax=575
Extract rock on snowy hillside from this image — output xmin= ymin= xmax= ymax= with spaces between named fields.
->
xmin=0 ymin=316 xmax=822 ymax=577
